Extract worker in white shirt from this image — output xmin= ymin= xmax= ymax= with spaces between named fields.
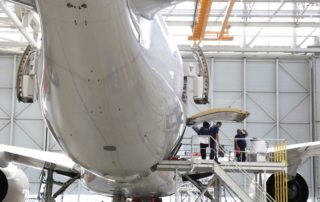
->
xmin=192 ymin=121 xmax=210 ymax=159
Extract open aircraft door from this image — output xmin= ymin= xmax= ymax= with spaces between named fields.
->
xmin=186 ymin=108 xmax=250 ymax=126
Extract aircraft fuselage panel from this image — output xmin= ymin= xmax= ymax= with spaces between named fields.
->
xmin=37 ymin=0 xmax=185 ymax=196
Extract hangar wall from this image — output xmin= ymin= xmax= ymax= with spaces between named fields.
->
xmin=314 ymin=56 xmax=320 ymax=200
xmin=0 ymin=55 xmax=83 ymax=197
xmin=183 ymin=56 xmax=316 ymax=199
xmin=0 ymin=54 xmax=319 ymax=200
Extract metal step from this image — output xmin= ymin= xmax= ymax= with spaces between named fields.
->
xmin=211 ymin=161 xmax=253 ymax=202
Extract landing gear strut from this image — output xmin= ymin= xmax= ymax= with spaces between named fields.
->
xmin=37 ymin=163 xmax=80 ymax=202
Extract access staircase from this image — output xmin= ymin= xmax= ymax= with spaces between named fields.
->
xmin=158 ymin=160 xmax=285 ymax=202
xmin=158 ymin=136 xmax=287 ymax=202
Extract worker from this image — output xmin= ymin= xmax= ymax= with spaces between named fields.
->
xmin=234 ymin=129 xmax=248 ymax=162
xmin=192 ymin=121 xmax=210 ymax=159
xmin=209 ymin=122 xmax=222 ymax=164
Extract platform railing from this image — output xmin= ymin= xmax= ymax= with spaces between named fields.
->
xmin=274 ymin=141 xmax=288 ymax=202
xmin=180 ymin=136 xmax=286 ymax=162
xmin=188 ymin=135 xmax=276 ymax=202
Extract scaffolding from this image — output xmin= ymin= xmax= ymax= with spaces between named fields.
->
xmin=158 ymin=136 xmax=288 ymax=202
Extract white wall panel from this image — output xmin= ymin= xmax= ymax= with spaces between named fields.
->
xmin=247 ymin=60 xmax=276 ymax=92
xmin=279 ymin=60 xmax=309 ymax=93
xmin=49 ymin=135 xmax=63 ymax=152
xmin=280 ymin=124 xmax=310 ymax=143
xmin=246 ymin=93 xmax=276 ymax=122
xmin=213 ymin=92 xmax=243 ymax=108
xmin=246 ymin=59 xmax=278 ymax=142
xmin=13 ymin=120 xmax=44 ymax=149
xmin=247 ymin=123 xmax=277 ymax=139
xmin=15 ymin=103 xmax=43 ymax=119
xmin=0 ymin=57 xmax=14 ymax=146
xmin=278 ymin=59 xmax=310 ymax=146
xmin=280 ymin=94 xmax=310 ymax=123
xmin=213 ymin=59 xmax=243 ymax=92
xmin=0 ymin=89 xmax=11 ymax=118
xmin=0 ymin=56 xmax=14 ymax=88
xmin=0 ymin=121 xmax=10 ymax=144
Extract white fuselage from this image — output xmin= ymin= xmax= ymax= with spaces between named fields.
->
xmin=37 ymin=0 xmax=185 ymax=198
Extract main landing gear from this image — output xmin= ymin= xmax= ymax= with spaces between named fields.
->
xmin=37 ymin=163 xmax=80 ymax=202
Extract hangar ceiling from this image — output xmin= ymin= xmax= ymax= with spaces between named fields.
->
xmin=0 ymin=0 xmax=319 ymax=55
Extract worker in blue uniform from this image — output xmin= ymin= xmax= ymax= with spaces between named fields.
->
xmin=209 ymin=122 xmax=222 ymax=164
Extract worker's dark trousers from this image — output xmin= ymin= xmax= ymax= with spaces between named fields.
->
xmin=200 ymin=143 xmax=208 ymax=159
xmin=209 ymin=140 xmax=218 ymax=161
xmin=240 ymin=147 xmax=246 ymax=162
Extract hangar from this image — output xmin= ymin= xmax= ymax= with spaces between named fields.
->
xmin=0 ymin=0 xmax=319 ymax=201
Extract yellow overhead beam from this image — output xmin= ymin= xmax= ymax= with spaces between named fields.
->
xmin=217 ymin=0 xmax=235 ymax=40
xmin=188 ymin=0 xmax=235 ymax=42
xmin=188 ymin=0 xmax=213 ymax=41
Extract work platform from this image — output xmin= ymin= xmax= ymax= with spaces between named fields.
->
xmin=156 ymin=159 xmax=287 ymax=202
xmin=161 ymin=135 xmax=289 ymax=202
xmin=157 ymin=159 xmax=286 ymax=173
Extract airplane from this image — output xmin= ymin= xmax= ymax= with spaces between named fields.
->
xmin=0 ymin=0 xmax=319 ymax=202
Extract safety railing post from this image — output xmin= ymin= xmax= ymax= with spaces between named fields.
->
xmin=274 ymin=141 xmax=288 ymax=202
xmin=175 ymin=168 xmax=179 ymax=202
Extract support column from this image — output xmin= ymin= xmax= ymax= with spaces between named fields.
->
xmin=242 ymin=25 xmax=246 ymax=48
xmin=255 ymin=173 xmax=260 ymax=201
xmin=9 ymin=55 xmax=17 ymax=145
xmin=175 ymin=169 xmax=179 ymax=202
xmin=77 ymin=181 xmax=81 ymax=202
xmin=276 ymin=58 xmax=280 ymax=141
xmin=309 ymin=58 xmax=316 ymax=201
xmin=243 ymin=58 xmax=248 ymax=193
xmin=43 ymin=127 xmax=48 ymax=151
xmin=263 ymin=171 xmax=267 ymax=201
xmin=214 ymin=178 xmax=221 ymax=202
xmin=292 ymin=3 xmax=297 ymax=50
xmin=313 ymin=56 xmax=320 ymax=201
xmin=241 ymin=58 xmax=248 ymax=194
xmin=44 ymin=169 xmax=54 ymax=202
xmin=293 ymin=3 xmax=297 ymax=49
xmin=243 ymin=57 xmax=247 ymax=129
xmin=292 ymin=25 xmax=297 ymax=49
